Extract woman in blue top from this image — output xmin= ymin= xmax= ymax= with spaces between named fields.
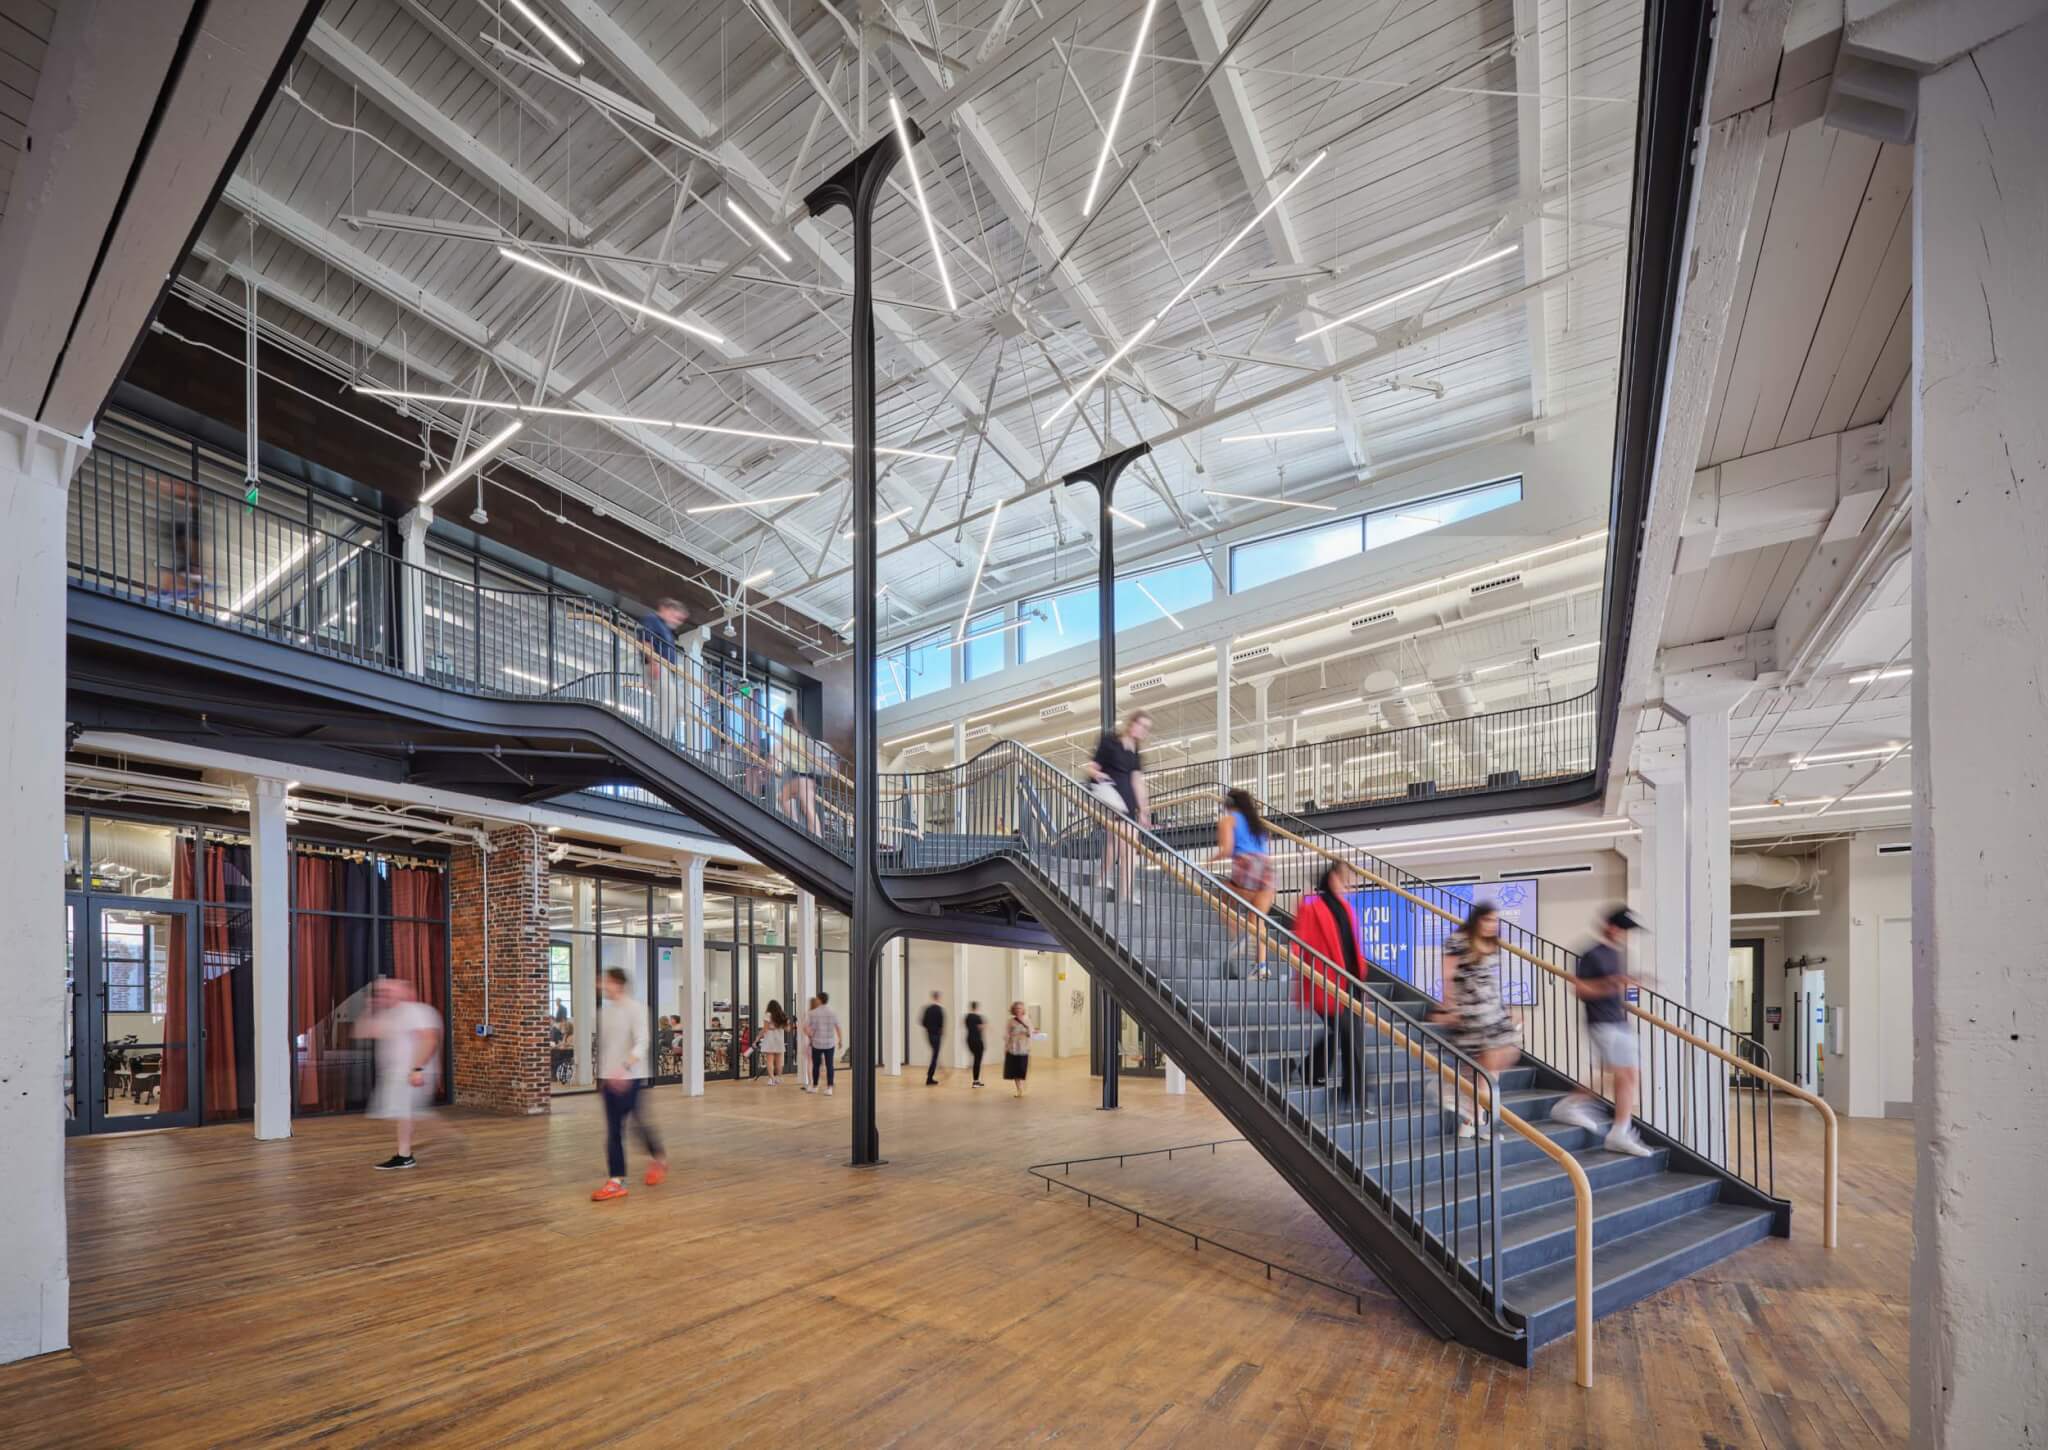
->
xmin=1212 ymin=788 xmax=1275 ymax=979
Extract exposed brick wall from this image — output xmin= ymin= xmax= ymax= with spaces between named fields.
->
xmin=448 ymin=826 xmax=552 ymax=1115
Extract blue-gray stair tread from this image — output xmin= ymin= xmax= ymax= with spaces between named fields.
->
xmin=1459 ymin=1173 xmax=1725 ymax=1275
xmin=1506 ymin=1203 xmax=1778 ymax=1345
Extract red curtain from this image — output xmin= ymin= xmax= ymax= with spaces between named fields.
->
xmin=292 ymin=854 xmax=335 ymax=1110
xmin=159 ymin=846 xmax=195 ymax=1112
xmin=389 ymin=865 xmax=446 ymax=1019
xmin=200 ymin=845 xmax=240 ymax=1121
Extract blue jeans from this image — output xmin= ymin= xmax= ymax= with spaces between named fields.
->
xmin=811 ymin=1047 xmax=835 ymax=1087
xmin=603 ymin=1079 xmax=662 ymax=1179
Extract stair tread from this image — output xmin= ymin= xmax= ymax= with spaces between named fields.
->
xmin=1501 ymin=1203 xmax=1778 ymax=1317
xmin=1467 ymin=1171 xmax=1724 ymax=1261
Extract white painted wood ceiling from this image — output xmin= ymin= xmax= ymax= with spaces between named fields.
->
xmin=177 ymin=0 xmax=1643 ymax=642
xmin=0 ymin=0 xmax=53 ymax=233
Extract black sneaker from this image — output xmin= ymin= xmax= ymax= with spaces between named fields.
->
xmin=375 ymin=1154 xmax=417 ymax=1171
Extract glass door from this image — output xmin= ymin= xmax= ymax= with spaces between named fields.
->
xmin=751 ymin=945 xmax=794 ymax=1080
xmin=706 ymin=941 xmax=740 ymax=1080
xmin=64 ymin=897 xmax=81 ymax=1136
xmin=81 ymin=898 xmax=200 ymax=1133
xmin=1729 ymin=939 xmax=1766 ymax=1087
xmin=650 ymin=939 xmax=685 ymax=1083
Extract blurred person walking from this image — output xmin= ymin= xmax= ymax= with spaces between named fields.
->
xmin=964 ymin=1001 xmax=988 ymax=1087
xmin=364 ymin=977 xmax=442 ymax=1170
xmin=1002 ymin=1002 xmax=1034 ymax=1098
xmin=1213 ymin=788 xmax=1276 ymax=979
xmin=805 ymin=991 xmax=842 ymax=1096
xmin=1433 ymin=902 xmax=1522 ymax=1139
xmin=1293 ymin=862 xmax=1376 ymax=1120
xmin=921 ymin=990 xmax=946 ymax=1085
xmin=1550 ymin=908 xmax=1655 ymax=1156
xmin=777 ymin=707 xmax=824 ymax=835
xmin=1086 ymin=710 xmax=1152 ymax=902
xmin=592 ymin=968 xmax=668 ymax=1202
xmin=757 ymin=1000 xmax=791 ymax=1086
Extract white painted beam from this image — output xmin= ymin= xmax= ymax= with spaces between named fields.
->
xmin=1510 ymin=0 xmax=1553 ymax=423
xmin=302 ymin=20 xmax=587 ymax=240
xmin=1174 ymin=0 xmax=1374 ymax=469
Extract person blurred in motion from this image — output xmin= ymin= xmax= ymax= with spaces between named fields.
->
xmin=1293 ymin=862 xmax=1376 ymax=1121
xmin=777 ymin=706 xmax=824 ymax=835
xmin=804 ymin=991 xmax=841 ymax=1096
xmin=1550 ymin=908 xmax=1654 ymax=1156
xmin=362 ymin=976 xmax=443 ymax=1170
xmin=1433 ymin=901 xmax=1522 ymax=1139
xmin=963 ymin=1000 xmax=987 ymax=1088
xmin=637 ymin=597 xmax=689 ymax=676
xmin=592 ymin=968 xmax=668 ymax=1202
xmin=921 ymin=990 xmax=946 ymax=1085
xmin=1002 ymin=1001 xmax=1034 ymax=1098
xmin=1086 ymin=710 xmax=1152 ymax=902
xmin=757 ymin=1000 xmax=790 ymax=1086
xmin=1212 ymin=788 xmax=1276 ymax=979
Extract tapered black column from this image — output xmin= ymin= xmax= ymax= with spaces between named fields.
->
xmin=806 ymin=129 xmax=913 ymax=1167
xmin=1063 ymin=442 xmax=1150 ymax=1110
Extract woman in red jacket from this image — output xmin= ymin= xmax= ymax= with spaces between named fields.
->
xmin=1293 ymin=861 xmax=1376 ymax=1118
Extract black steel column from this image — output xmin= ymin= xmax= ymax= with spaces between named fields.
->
xmin=1063 ymin=442 xmax=1150 ymax=1110
xmin=806 ymin=129 xmax=913 ymax=1168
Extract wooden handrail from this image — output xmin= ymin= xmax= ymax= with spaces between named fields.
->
xmin=1009 ymin=752 xmax=1596 ymax=1383
xmin=1261 ymin=814 xmax=1840 ymax=1248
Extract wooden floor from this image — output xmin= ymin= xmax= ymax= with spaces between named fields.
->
xmin=0 ymin=1061 xmax=1912 ymax=1448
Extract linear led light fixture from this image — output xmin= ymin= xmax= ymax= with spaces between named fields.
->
xmin=1490 ymin=709 xmax=1594 ymax=737
xmin=1203 ymin=488 xmax=1336 ymax=513
xmin=1132 ymin=579 xmax=1183 ymax=629
xmin=845 ymin=507 xmax=911 ymax=538
xmin=1082 ymin=0 xmax=1159 ymax=216
xmin=1051 ymin=150 xmax=1329 ymax=426
xmin=1390 ymin=827 xmax=1639 ymax=862
xmin=944 ymin=618 xmax=1030 ymax=650
xmin=1297 ymin=243 xmax=1522 ymax=343
xmin=1379 ymin=817 xmax=1634 ymax=852
xmin=1536 ymin=640 xmax=1600 ymax=661
xmin=226 ymin=541 xmax=312 ymax=615
xmin=1846 ymin=666 xmax=1912 ymax=684
xmin=888 ymin=95 xmax=957 ymax=312
xmin=1730 ymin=791 xmax=1915 ymax=814
xmin=685 ymin=491 xmax=820 ymax=514
xmin=956 ymin=499 xmax=1004 ymax=640
xmin=421 ymin=420 xmax=523 ymax=506
xmin=740 ymin=569 xmax=774 ymax=586
xmin=488 ymin=0 xmax=583 ymax=65
xmin=1791 ymin=743 xmax=1909 ymax=769
xmin=1300 ymin=699 xmax=1358 ymax=716
xmin=1472 ymin=659 xmax=1524 ymax=677
xmin=1218 ymin=426 xmax=1336 ymax=443
xmin=352 ymin=389 xmax=950 ymax=462
xmin=497 ymin=248 xmax=721 ymax=343
xmin=725 ymin=198 xmax=793 ymax=264
xmin=1107 ymin=505 xmax=1147 ymax=529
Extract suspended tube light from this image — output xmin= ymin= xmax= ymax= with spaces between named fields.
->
xmin=1050 ymin=149 xmax=1327 ymax=425
xmin=497 ymin=248 xmax=722 ymax=343
xmin=420 ymin=420 xmax=524 ymax=506
xmin=1081 ymin=0 xmax=1161 ymax=217
xmin=685 ymin=492 xmax=820 ymax=515
xmin=889 ymin=95 xmax=957 ymax=311
xmin=956 ymin=499 xmax=1003 ymax=641
xmin=489 ymin=0 xmax=583 ymax=66
xmin=725 ymin=198 xmax=793 ymax=264
xmin=1202 ymin=489 xmax=1335 ymax=512
xmin=1218 ymin=426 xmax=1336 ymax=443
xmin=1296 ymin=244 xmax=1521 ymax=343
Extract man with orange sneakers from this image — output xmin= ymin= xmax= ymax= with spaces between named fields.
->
xmin=592 ymin=967 xmax=669 ymax=1201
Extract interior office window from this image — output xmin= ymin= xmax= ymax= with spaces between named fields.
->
xmin=1229 ymin=516 xmax=1365 ymax=593
xmin=1021 ymin=583 xmax=1097 ymax=662
xmin=962 ymin=608 xmax=1005 ymax=681
xmin=905 ymin=629 xmax=952 ymax=699
xmin=1364 ymin=477 xmax=1523 ymax=551
xmin=1115 ymin=558 xmax=1213 ymax=628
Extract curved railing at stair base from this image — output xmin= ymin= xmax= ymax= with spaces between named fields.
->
xmin=1156 ymin=779 xmax=1838 ymax=1251
xmin=68 ymin=454 xmax=1601 ymax=1380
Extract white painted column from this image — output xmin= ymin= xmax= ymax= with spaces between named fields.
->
xmin=1911 ymin=18 xmax=2048 ymax=1445
xmin=883 ymin=937 xmax=905 ymax=1075
xmin=1006 ymin=950 xmax=1022 ymax=1011
xmin=246 ymin=777 xmax=293 ymax=1141
xmin=1633 ymin=761 xmax=1690 ymax=1006
xmin=1252 ymin=677 xmax=1272 ymax=801
xmin=795 ymin=894 xmax=819 ymax=1011
xmin=1664 ymin=671 xmax=1752 ymax=1156
xmin=950 ymin=943 xmax=971 ymax=1069
xmin=1213 ymin=639 xmax=1233 ymax=782
xmin=0 ymin=411 xmax=84 ymax=1365
xmin=397 ymin=504 xmax=432 ymax=676
xmin=680 ymin=856 xmax=706 ymax=1096
xmin=1164 ymin=1058 xmax=1187 ymax=1094
xmin=571 ymin=878 xmax=597 ymax=1089
xmin=952 ymin=718 xmax=969 ymax=833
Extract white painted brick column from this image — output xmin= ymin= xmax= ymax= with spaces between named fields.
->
xmin=1910 ymin=14 xmax=2048 ymax=1443
xmin=246 ymin=777 xmax=292 ymax=1140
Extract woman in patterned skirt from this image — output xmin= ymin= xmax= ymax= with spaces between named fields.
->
xmin=1432 ymin=901 xmax=1521 ymax=1138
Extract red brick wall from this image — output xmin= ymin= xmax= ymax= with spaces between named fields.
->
xmin=448 ymin=826 xmax=552 ymax=1115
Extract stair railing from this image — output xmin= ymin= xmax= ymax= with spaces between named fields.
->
xmin=892 ymin=741 xmax=1598 ymax=1384
xmin=1235 ymin=796 xmax=1838 ymax=1249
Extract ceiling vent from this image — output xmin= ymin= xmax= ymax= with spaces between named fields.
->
xmin=1127 ymin=673 xmax=1170 ymax=694
xmin=1348 ymin=608 xmax=1398 ymax=633
xmin=1230 ymin=641 xmax=1291 ymax=673
xmin=1875 ymin=842 xmax=1912 ymax=855
xmin=1469 ymin=573 xmax=1523 ymax=596
xmin=1518 ymin=863 xmax=1596 ymax=878
xmin=1038 ymin=700 xmax=1077 ymax=721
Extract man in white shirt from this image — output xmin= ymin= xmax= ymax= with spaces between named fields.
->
xmin=363 ymin=977 xmax=442 ymax=1171
xmin=593 ymin=968 xmax=668 ymax=1201
xmin=803 ymin=991 xmax=842 ymax=1097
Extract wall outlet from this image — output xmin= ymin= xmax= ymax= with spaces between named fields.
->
xmin=475 ymin=1023 xmax=494 ymax=1038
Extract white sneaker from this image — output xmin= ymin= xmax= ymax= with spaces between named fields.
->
xmin=1550 ymin=1095 xmax=1607 ymax=1132
xmin=801 ymin=1085 xmax=813 ymax=1093
xmin=825 ymin=1086 xmax=835 ymax=1096
xmin=1605 ymin=1125 xmax=1654 ymax=1157
xmin=1457 ymin=1118 xmax=1477 ymax=1139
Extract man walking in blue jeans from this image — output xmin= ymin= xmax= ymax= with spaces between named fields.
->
xmin=803 ymin=991 xmax=841 ymax=1096
xmin=591 ymin=968 xmax=669 ymax=1201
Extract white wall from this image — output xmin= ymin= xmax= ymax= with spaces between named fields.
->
xmin=1782 ymin=833 xmax=1912 ymax=1118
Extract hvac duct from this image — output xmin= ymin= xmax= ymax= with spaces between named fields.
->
xmin=1729 ymin=852 xmax=1816 ymax=891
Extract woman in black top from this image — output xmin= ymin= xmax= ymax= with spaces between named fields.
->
xmin=1086 ymin=710 xmax=1152 ymax=901
xmin=963 ymin=1001 xmax=987 ymax=1087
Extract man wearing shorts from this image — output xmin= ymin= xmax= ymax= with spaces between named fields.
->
xmin=1552 ymin=908 xmax=1653 ymax=1156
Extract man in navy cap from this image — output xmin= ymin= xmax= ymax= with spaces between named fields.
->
xmin=1551 ymin=907 xmax=1653 ymax=1156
